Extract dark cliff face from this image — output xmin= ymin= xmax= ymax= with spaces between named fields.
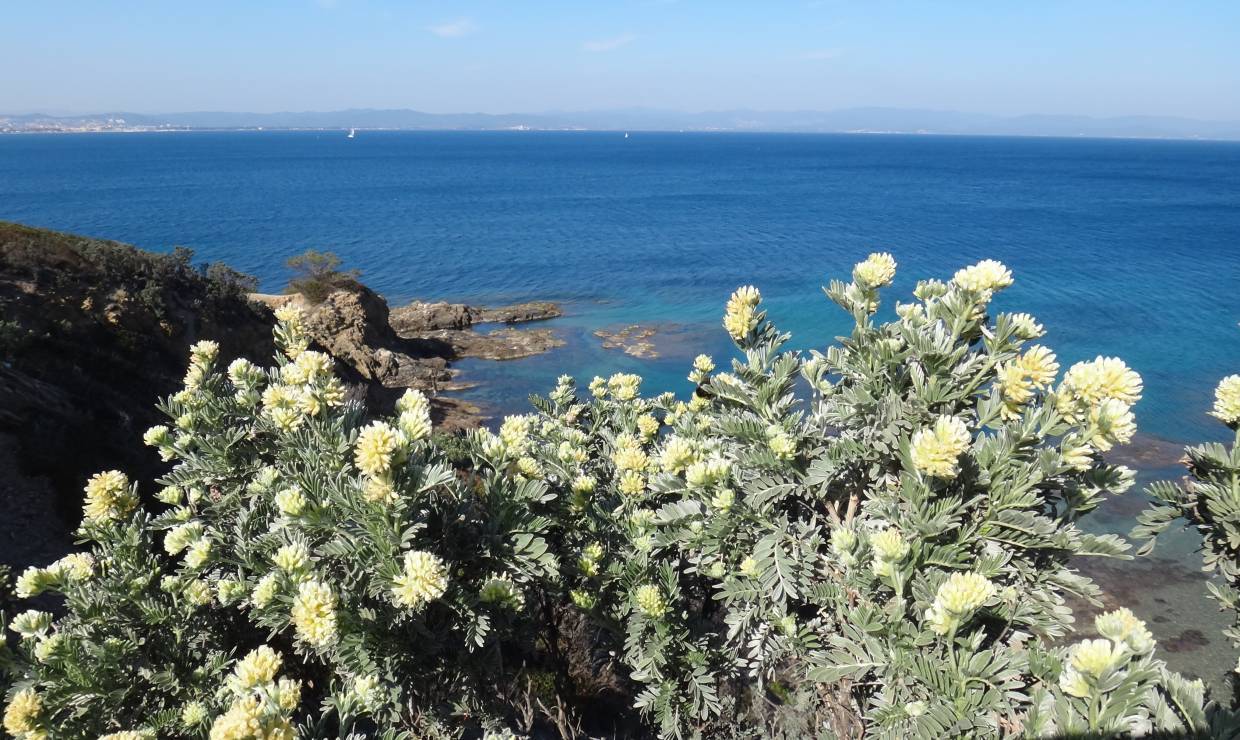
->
xmin=0 ymin=222 xmax=276 ymax=568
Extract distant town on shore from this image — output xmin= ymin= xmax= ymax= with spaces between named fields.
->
xmin=4 ymin=106 xmax=1240 ymax=140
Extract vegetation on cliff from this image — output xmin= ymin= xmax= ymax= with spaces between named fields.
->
xmin=2 ymin=251 xmax=1239 ymax=738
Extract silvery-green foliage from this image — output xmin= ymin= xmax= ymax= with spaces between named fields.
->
xmin=518 ymin=255 xmax=1223 ymax=738
xmin=3 ymin=307 xmax=558 ymax=737
xmin=1135 ymin=397 xmax=1240 ymax=653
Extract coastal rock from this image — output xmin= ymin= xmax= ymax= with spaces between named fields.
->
xmin=594 ymin=324 xmax=660 ymax=359
xmin=475 ymin=301 xmax=562 ymax=325
xmin=389 ymin=300 xmax=477 ymax=333
xmin=417 ymin=327 xmax=566 ymax=361
xmin=389 ymin=299 xmax=562 ymax=333
xmin=391 ymin=299 xmax=566 ymax=361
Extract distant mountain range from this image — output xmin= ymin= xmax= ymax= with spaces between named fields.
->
xmin=4 ymin=107 xmax=1239 ymax=140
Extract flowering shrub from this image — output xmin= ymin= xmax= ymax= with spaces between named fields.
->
xmin=1136 ymin=369 xmax=1240 ymax=667
xmin=3 ymin=255 xmax=1239 ymax=738
xmin=4 ymin=305 xmax=558 ymax=737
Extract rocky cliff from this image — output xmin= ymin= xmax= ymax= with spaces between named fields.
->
xmin=0 ymin=222 xmax=562 ymax=571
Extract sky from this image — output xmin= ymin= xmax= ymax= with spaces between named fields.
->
xmin=4 ymin=1 xmax=1239 ymax=120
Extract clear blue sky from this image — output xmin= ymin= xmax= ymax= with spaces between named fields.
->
xmin=5 ymin=1 xmax=1238 ymax=119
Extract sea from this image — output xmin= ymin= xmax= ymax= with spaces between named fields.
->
xmin=2 ymin=130 xmax=1239 ymax=683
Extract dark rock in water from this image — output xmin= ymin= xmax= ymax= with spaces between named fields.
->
xmin=1105 ymin=433 xmax=1188 ymax=471
xmin=389 ymin=299 xmax=561 ymax=334
xmin=1164 ymin=628 xmax=1210 ymax=653
xmin=390 ymin=299 xmax=565 ymax=361
xmin=389 ymin=300 xmax=477 ymax=332
xmin=474 ymin=301 xmax=562 ymax=325
xmin=594 ymin=324 xmax=660 ymax=359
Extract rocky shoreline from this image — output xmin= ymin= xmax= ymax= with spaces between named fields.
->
xmin=0 ymin=221 xmax=568 ymax=572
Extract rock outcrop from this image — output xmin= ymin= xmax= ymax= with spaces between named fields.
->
xmin=390 ymin=299 xmax=565 ymax=361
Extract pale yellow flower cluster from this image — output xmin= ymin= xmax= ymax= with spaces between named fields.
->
xmin=853 ymin=252 xmax=897 ymax=289
xmin=952 ymin=259 xmax=1013 ymax=295
xmin=499 ymin=415 xmax=534 ymax=456
xmin=15 ymin=552 xmax=95 ymax=599
xmin=1056 ymin=608 xmax=1156 ymax=697
xmin=256 ymin=348 xmax=346 ymax=432
xmin=479 ymin=573 xmax=525 ymax=610
xmin=274 ymin=486 xmax=307 ymax=517
xmin=870 ymin=529 xmax=910 ymax=578
xmin=3 ymin=688 xmax=42 ymax=738
xmin=9 ymin=610 xmax=52 ymax=640
xmin=273 ymin=304 xmax=310 ymax=358
xmin=1057 ymin=356 xmax=1142 ymax=453
xmin=354 ymin=421 xmax=409 ymax=504
xmin=688 ymin=354 xmax=715 ymax=384
xmin=1094 ymin=607 xmax=1155 ymax=653
xmin=143 ymin=424 xmax=175 ymax=461
xmin=685 ymin=457 xmax=731 ymax=489
xmin=723 ymin=285 xmax=761 ymax=341
xmin=767 ymin=425 xmax=797 ymax=460
xmin=1004 ymin=312 xmax=1045 ymax=340
xmin=210 ymin=646 xmax=299 ymax=740
xmin=273 ymin=541 xmax=310 ymax=574
xmin=231 ymin=645 xmax=282 ymax=691
xmin=395 ymin=388 xmax=433 ymax=441
xmin=181 ymin=702 xmax=209 ymax=728
xmin=924 ymin=572 xmax=995 ymax=635
xmin=909 ymin=416 xmax=971 ymax=479
xmin=660 ymin=436 xmax=698 ymax=474
xmin=1212 ymin=374 xmax=1240 ymax=425
xmin=996 ymin=345 xmax=1059 ymax=417
xmin=634 ymin=583 xmax=668 ymax=618
xmin=290 ymin=580 xmax=338 ymax=647
xmin=392 ymin=550 xmax=449 ymax=609
xmin=829 ymin=527 xmax=859 ymax=567
xmin=636 ymin=413 xmax=660 ymax=439
xmin=608 ymin=373 xmax=642 ymax=401
xmin=83 ymin=470 xmax=138 ymax=522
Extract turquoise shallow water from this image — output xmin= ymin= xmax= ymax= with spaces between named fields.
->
xmin=2 ymin=130 xmax=1239 ymax=682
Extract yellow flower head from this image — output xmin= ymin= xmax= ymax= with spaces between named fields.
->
xmin=354 ymin=421 xmax=407 ymax=478
xmin=1094 ymin=607 xmax=1155 ymax=653
xmin=723 ymin=286 xmax=761 ymax=341
xmin=392 ymin=550 xmax=449 ymax=609
xmin=1211 ymin=374 xmax=1240 ymax=425
xmin=870 ymin=529 xmax=910 ymax=563
xmin=499 ymin=415 xmax=533 ymax=455
xmin=909 ymin=416 xmax=971 ymax=479
xmin=608 ymin=373 xmax=642 ymax=401
xmin=618 ymin=470 xmax=647 ymax=497
xmin=613 ymin=446 xmax=649 ymax=472
xmin=925 ymin=572 xmax=995 ymax=635
xmin=1006 ymin=312 xmax=1045 ymax=340
xmin=636 ymin=413 xmax=660 ymax=439
xmin=49 ymin=552 xmax=94 ymax=581
xmin=232 ymin=645 xmax=283 ymax=690
xmin=273 ymin=542 xmax=310 ymax=573
xmin=251 ymin=573 xmax=279 ymax=608
xmin=952 ymin=259 xmax=1013 ymax=294
xmin=1068 ymin=638 xmax=1122 ymax=677
xmin=274 ymin=486 xmax=307 ymax=517
xmin=1059 ymin=356 xmax=1143 ymax=409
xmin=1019 ymin=345 xmax=1059 ymax=386
xmin=634 ymin=584 xmax=668 ymax=618
xmin=853 ymin=252 xmax=897 ymax=289
xmin=291 ymin=580 xmax=338 ymax=647
xmin=189 ymin=339 xmax=219 ymax=366
xmin=3 ymin=688 xmax=42 ymax=736
xmin=1087 ymin=398 xmax=1137 ymax=452
xmin=83 ymin=470 xmax=137 ymax=522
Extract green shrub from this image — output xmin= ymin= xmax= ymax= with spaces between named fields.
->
xmin=3 ymin=255 xmax=1239 ymax=738
xmin=283 ymin=250 xmax=362 ymax=304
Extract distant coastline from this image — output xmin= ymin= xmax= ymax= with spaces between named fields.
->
xmin=4 ymin=106 xmax=1240 ymax=141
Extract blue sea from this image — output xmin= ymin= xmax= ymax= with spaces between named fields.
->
xmin=2 ymin=130 xmax=1239 ymax=680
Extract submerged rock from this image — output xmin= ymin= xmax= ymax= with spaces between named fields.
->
xmin=594 ymin=324 xmax=660 ymax=359
xmin=390 ymin=299 xmax=561 ymax=334
xmin=390 ymin=299 xmax=565 ymax=361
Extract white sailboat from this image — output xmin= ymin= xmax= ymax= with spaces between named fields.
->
xmin=347 ymin=128 xmax=356 ymax=139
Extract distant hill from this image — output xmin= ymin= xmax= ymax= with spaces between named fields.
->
xmin=3 ymin=107 xmax=1239 ymax=140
